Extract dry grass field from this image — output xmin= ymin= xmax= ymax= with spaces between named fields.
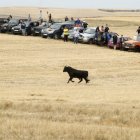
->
xmin=0 ymin=7 xmax=140 ymax=140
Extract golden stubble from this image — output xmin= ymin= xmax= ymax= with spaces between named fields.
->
xmin=0 ymin=13 xmax=140 ymax=139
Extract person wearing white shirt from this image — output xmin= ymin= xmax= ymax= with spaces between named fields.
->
xmin=73 ymin=28 xmax=79 ymax=44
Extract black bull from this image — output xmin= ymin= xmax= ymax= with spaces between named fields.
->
xmin=63 ymin=66 xmax=90 ymax=83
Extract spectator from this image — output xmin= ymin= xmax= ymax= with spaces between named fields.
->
xmin=39 ymin=10 xmax=43 ymax=23
xmin=82 ymin=21 xmax=88 ymax=29
xmin=119 ymin=35 xmax=124 ymax=50
xmin=105 ymin=24 xmax=110 ymax=45
xmin=48 ymin=13 xmax=52 ymax=23
xmin=75 ymin=18 xmax=82 ymax=27
xmin=73 ymin=28 xmax=79 ymax=44
xmin=21 ymin=21 xmax=26 ymax=36
xmin=137 ymin=26 xmax=140 ymax=34
xmin=28 ymin=14 xmax=31 ymax=22
xmin=105 ymin=24 xmax=109 ymax=33
xmin=96 ymin=26 xmax=100 ymax=33
xmin=7 ymin=15 xmax=12 ymax=21
xmin=113 ymin=34 xmax=118 ymax=50
xmin=95 ymin=26 xmax=100 ymax=40
xmin=65 ymin=16 xmax=69 ymax=21
xmin=63 ymin=26 xmax=69 ymax=42
xmin=71 ymin=17 xmax=74 ymax=21
xmin=100 ymin=26 xmax=104 ymax=35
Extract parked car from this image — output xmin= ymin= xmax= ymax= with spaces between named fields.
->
xmin=108 ymin=36 xmax=131 ymax=49
xmin=0 ymin=19 xmax=22 ymax=33
xmin=79 ymin=27 xmax=96 ymax=44
xmin=61 ymin=26 xmax=84 ymax=40
xmin=41 ymin=22 xmax=74 ymax=39
xmin=122 ymin=35 xmax=140 ymax=51
xmin=0 ymin=18 xmax=8 ymax=26
xmin=94 ymin=32 xmax=119 ymax=46
xmin=32 ymin=21 xmax=50 ymax=36
xmin=11 ymin=21 xmax=39 ymax=35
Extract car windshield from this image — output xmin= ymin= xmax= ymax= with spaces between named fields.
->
xmin=124 ymin=37 xmax=131 ymax=41
xmin=40 ymin=22 xmax=48 ymax=26
xmin=9 ymin=19 xmax=18 ymax=24
xmin=84 ymin=28 xmax=95 ymax=34
xmin=50 ymin=24 xmax=61 ymax=29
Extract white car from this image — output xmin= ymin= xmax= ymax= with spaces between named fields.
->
xmin=79 ymin=27 xmax=96 ymax=44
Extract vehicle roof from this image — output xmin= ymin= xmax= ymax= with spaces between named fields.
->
xmin=86 ymin=27 xmax=96 ymax=29
xmin=54 ymin=22 xmax=74 ymax=25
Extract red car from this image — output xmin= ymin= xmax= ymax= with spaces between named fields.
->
xmin=122 ymin=35 xmax=140 ymax=51
xmin=108 ymin=36 xmax=131 ymax=49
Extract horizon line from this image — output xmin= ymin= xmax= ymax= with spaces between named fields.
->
xmin=0 ymin=6 xmax=140 ymax=10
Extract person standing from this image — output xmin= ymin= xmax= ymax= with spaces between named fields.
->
xmin=65 ymin=16 xmax=69 ymax=21
xmin=100 ymin=26 xmax=104 ymax=34
xmin=73 ymin=28 xmax=79 ymax=44
xmin=71 ymin=17 xmax=74 ymax=21
xmin=28 ymin=14 xmax=31 ymax=22
xmin=95 ymin=26 xmax=100 ymax=44
xmin=21 ymin=21 xmax=26 ymax=36
xmin=48 ymin=13 xmax=52 ymax=23
xmin=119 ymin=35 xmax=124 ymax=50
xmin=105 ymin=24 xmax=109 ymax=33
xmin=113 ymin=34 xmax=118 ymax=50
xmin=39 ymin=10 xmax=43 ymax=23
xmin=63 ymin=26 xmax=69 ymax=42
xmin=7 ymin=15 xmax=12 ymax=21
xmin=137 ymin=26 xmax=140 ymax=34
xmin=75 ymin=18 xmax=82 ymax=27
xmin=82 ymin=21 xmax=88 ymax=29
xmin=105 ymin=24 xmax=110 ymax=45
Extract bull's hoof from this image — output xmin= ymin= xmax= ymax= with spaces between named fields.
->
xmin=86 ymin=80 xmax=90 ymax=83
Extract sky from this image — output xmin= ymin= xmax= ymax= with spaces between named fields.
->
xmin=0 ymin=0 xmax=140 ymax=9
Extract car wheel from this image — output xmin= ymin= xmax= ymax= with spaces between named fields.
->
xmin=134 ymin=46 xmax=140 ymax=52
xmin=11 ymin=30 xmax=14 ymax=34
xmin=89 ymin=39 xmax=93 ymax=44
xmin=54 ymin=34 xmax=59 ymax=39
xmin=32 ymin=32 xmax=36 ymax=36
xmin=122 ymin=47 xmax=129 ymax=51
xmin=41 ymin=34 xmax=47 ymax=38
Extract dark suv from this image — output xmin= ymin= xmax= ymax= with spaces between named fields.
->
xmin=12 ymin=21 xmax=39 ymax=35
xmin=0 ymin=18 xmax=8 ymax=26
xmin=0 ymin=19 xmax=20 ymax=33
xmin=32 ymin=21 xmax=50 ymax=36
xmin=41 ymin=22 xmax=74 ymax=39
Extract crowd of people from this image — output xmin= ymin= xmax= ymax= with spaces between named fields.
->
xmin=4 ymin=12 xmax=140 ymax=50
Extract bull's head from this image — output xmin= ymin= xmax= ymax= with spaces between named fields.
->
xmin=63 ymin=66 xmax=71 ymax=72
xmin=63 ymin=66 xmax=68 ymax=72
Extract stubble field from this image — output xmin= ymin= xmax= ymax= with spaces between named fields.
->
xmin=0 ymin=7 xmax=140 ymax=140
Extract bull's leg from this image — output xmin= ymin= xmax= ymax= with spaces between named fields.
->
xmin=84 ymin=77 xmax=90 ymax=83
xmin=78 ymin=78 xmax=83 ymax=83
xmin=67 ymin=77 xmax=74 ymax=83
